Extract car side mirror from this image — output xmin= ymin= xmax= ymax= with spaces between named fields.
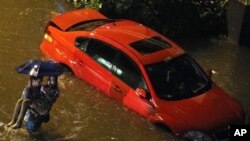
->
xmin=135 ymin=88 xmax=147 ymax=98
xmin=206 ymin=69 xmax=216 ymax=78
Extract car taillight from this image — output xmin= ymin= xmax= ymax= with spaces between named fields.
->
xmin=44 ymin=32 xmax=53 ymax=43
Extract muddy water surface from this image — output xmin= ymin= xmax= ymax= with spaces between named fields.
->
xmin=0 ymin=0 xmax=249 ymax=141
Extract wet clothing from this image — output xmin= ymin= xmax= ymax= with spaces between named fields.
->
xmin=42 ymin=85 xmax=60 ymax=103
xmin=24 ymin=110 xmax=43 ymax=133
xmin=29 ymin=85 xmax=59 ymax=115
xmin=24 ymin=85 xmax=59 ymax=133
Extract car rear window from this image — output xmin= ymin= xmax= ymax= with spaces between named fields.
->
xmin=68 ymin=19 xmax=119 ymax=31
xmin=129 ymin=36 xmax=172 ymax=55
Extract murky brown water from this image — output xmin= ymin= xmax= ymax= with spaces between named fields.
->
xmin=0 ymin=0 xmax=249 ymax=141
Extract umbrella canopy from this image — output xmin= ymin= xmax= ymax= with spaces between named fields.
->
xmin=15 ymin=60 xmax=64 ymax=77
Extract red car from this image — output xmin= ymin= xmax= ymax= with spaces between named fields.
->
xmin=39 ymin=9 xmax=245 ymax=140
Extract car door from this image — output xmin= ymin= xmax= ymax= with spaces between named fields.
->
xmin=110 ymin=53 xmax=155 ymax=117
xmin=72 ymin=37 xmax=118 ymax=95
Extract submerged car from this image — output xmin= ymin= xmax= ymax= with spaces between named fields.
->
xmin=39 ymin=9 xmax=245 ymax=140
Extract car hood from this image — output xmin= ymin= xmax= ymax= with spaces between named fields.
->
xmin=156 ymin=84 xmax=245 ymax=133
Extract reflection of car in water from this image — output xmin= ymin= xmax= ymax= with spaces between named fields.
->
xmin=39 ymin=9 xmax=245 ymax=140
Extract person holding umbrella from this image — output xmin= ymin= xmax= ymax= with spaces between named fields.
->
xmin=22 ymin=76 xmax=60 ymax=133
xmin=26 ymin=76 xmax=60 ymax=127
xmin=7 ymin=60 xmax=63 ymax=132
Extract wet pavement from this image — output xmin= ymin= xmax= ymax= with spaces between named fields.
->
xmin=0 ymin=0 xmax=249 ymax=141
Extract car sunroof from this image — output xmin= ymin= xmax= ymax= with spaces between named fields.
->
xmin=129 ymin=36 xmax=172 ymax=55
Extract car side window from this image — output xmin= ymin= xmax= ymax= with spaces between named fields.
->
xmin=75 ymin=37 xmax=89 ymax=52
xmin=85 ymin=39 xmax=118 ymax=71
xmin=113 ymin=53 xmax=149 ymax=92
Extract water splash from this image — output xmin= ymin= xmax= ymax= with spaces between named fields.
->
xmin=0 ymin=122 xmax=28 ymax=140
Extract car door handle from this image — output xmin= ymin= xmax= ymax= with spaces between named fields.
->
xmin=113 ymin=85 xmax=122 ymax=93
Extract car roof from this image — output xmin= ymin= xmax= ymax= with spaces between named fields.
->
xmin=51 ymin=9 xmax=184 ymax=65
xmin=92 ymin=20 xmax=185 ymax=65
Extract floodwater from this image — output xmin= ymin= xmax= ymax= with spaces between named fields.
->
xmin=0 ymin=0 xmax=249 ymax=141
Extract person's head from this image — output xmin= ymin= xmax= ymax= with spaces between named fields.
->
xmin=48 ymin=76 xmax=58 ymax=87
xmin=30 ymin=76 xmax=43 ymax=88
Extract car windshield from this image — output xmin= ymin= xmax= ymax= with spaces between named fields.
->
xmin=145 ymin=54 xmax=212 ymax=100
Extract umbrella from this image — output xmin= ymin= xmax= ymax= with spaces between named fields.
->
xmin=15 ymin=60 xmax=64 ymax=77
